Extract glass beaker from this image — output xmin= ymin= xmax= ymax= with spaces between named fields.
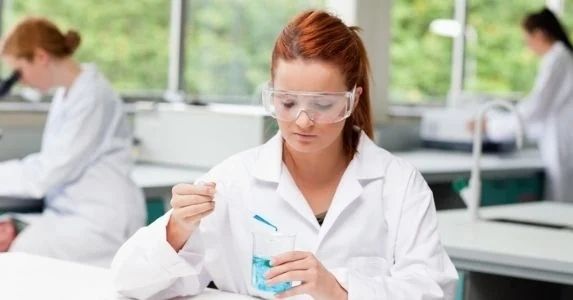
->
xmin=251 ymin=231 xmax=296 ymax=295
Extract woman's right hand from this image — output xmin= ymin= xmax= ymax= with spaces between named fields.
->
xmin=466 ymin=118 xmax=487 ymax=134
xmin=166 ymin=182 xmax=216 ymax=251
xmin=0 ymin=220 xmax=16 ymax=252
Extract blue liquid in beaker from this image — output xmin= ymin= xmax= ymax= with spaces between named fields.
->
xmin=252 ymin=255 xmax=292 ymax=293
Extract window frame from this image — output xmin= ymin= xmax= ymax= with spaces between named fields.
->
xmin=389 ymin=0 xmax=564 ymax=116
xmin=3 ymin=1 xmax=561 ymax=119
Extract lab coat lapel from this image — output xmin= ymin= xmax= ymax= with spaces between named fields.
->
xmin=252 ymin=133 xmax=282 ymax=183
xmin=316 ymin=132 xmax=389 ymax=247
xmin=316 ymin=160 xmax=363 ymax=246
xmin=252 ymin=131 xmax=389 ymax=238
xmin=277 ymin=167 xmax=321 ymax=231
xmin=253 ymin=133 xmax=320 ymax=230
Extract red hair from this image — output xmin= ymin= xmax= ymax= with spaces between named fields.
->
xmin=271 ymin=10 xmax=373 ymax=160
xmin=1 ymin=17 xmax=81 ymax=61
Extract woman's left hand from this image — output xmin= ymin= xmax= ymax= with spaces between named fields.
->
xmin=266 ymin=251 xmax=347 ymax=300
xmin=0 ymin=220 xmax=16 ymax=252
xmin=467 ymin=118 xmax=487 ymax=134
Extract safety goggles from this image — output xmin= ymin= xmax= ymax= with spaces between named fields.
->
xmin=262 ymin=82 xmax=356 ymax=124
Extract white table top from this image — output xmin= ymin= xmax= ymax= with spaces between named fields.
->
xmin=0 ymin=253 xmax=255 ymax=300
xmin=0 ymin=164 xmax=204 ymax=211
xmin=132 ymin=163 xmax=205 ymax=189
xmin=477 ymin=201 xmax=573 ymax=228
xmin=438 ymin=202 xmax=573 ymax=284
xmin=396 ymin=148 xmax=544 ymax=182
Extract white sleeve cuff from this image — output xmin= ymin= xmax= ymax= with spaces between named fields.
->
xmin=147 ymin=212 xmax=203 ymax=277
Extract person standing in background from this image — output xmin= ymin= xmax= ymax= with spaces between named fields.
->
xmin=485 ymin=8 xmax=573 ymax=203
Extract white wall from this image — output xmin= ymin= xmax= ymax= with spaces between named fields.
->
xmin=327 ymin=0 xmax=392 ymax=125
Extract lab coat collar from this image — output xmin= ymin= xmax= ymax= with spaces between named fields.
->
xmin=542 ymin=41 xmax=567 ymax=67
xmin=353 ymin=131 xmax=391 ymax=180
xmin=253 ymin=133 xmax=284 ymax=183
xmin=316 ymin=132 xmax=391 ymax=241
xmin=550 ymin=41 xmax=567 ymax=56
xmin=253 ymin=131 xmax=389 ymax=183
xmin=60 ymin=63 xmax=98 ymax=102
xmin=253 ymin=131 xmax=390 ymax=233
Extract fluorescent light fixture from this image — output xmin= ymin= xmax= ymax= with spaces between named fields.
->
xmin=429 ymin=19 xmax=462 ymax=37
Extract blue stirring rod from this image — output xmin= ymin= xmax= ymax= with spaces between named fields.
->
xmin=253 ymin=214 xmax=278 ymax=232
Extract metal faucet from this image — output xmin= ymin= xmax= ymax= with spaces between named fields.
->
xmin=461 ymin=100 xmax=524 ymax=221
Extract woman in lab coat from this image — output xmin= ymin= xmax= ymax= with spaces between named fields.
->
xmin=486 ymin=8 xmax=573 ymax=202
xmin=0 ymin=17 xmax=145 ymax=266
xmin=112 ymin=10 xmax=457 ymax=299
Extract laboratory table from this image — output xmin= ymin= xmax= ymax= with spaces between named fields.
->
xmin=0 ymin=252 xmax=255 ymax=300
xmin=438 ymin=201 xmax=573 ymax=285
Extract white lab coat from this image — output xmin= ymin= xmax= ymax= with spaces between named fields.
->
xmin=111 ymin=132 xmax=458 ymax=299
xmin=0 ymin=64 xmax=145 ymax=267
xmin=487 ymin=41 xmax=573 ymax=202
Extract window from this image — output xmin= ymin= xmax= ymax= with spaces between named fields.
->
xmin=563 ymin=0 xmax=573 ymax=38
xmin=184 ymin=0 xmax=324 ymax=104
xmin=3 ymin=0 xmax=170 ymax=92
xmin=390 ymin=0 xmax=454 ymax=104
xmin=390 ymin=0 xmax=561 ymax=107
xmin=464 ymin=0 xmax=545 ymax=97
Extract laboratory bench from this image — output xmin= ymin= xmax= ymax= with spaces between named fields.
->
xmin=0 ymin=101 xmax=51 ymax=112
xmin=132 ymin=148 xmax=546 ymax=216
xmin=131 ymin=163 xmax=206 ymax=223
xmin=1 ymin=148 xmax=546 ymax=219
xmin=396 ymin=148 xmax=546 ymax=210
xmin=132 ymin=147 xmax=545 ymax=196
xmin=131 ymin=162 xmax=205 ymax=198
xmin=0 ymin=252 xmax=255 ymax=300
xmin=394 ymin=148 xmax=544 ymax=183
xmin=0 ymin=163 xmax=204 ymax=222
xmin=134 ymin=148 xmax=545 ymax=221
xmin=439 ymin=201 xmax=573 ymax=300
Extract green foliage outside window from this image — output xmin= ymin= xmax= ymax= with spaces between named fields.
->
xmin=390 ymin=0 xmax=571 ymax=104
xmin=465 ymin=0 xmax=545 ymax=95
xmin=390 ymin=0 xmax=453 ymax=104
xmin=4 ymin=0 xmax=170 ymax=91
xmin=184 ymin=0 xmax=323 ymax=102
xmin=5 ymin=1 xmax=572 ymax=105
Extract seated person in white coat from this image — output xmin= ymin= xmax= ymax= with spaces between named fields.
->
xmin=0 ymin=17 xmax=145 ymax=267
xmin=112 ymin=10 xmax=457 ymax=299
xmin=485 ymin=8 xmax=573 ymax=203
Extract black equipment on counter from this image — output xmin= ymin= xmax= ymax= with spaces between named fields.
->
xmin=0 ymin=70 xmax=21 ymax=98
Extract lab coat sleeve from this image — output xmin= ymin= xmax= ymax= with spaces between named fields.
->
xmin=111 ymin=160 xmax=235 ymax=299
xmin=339 ymin=170 xmax=458 ymax=300
xmin=0 ymin=94 xmax=111 ymax=198
xmin=111 ymin=210 xmax=211 ymax=300
xmin=487 ymin=56 xmax=566 ymax=141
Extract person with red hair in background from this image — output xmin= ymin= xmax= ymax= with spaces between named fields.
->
xmin=112 ymin=10 xmax=457 ymax=300
xmin=0 ymin=17 xmax=145 ymax=267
